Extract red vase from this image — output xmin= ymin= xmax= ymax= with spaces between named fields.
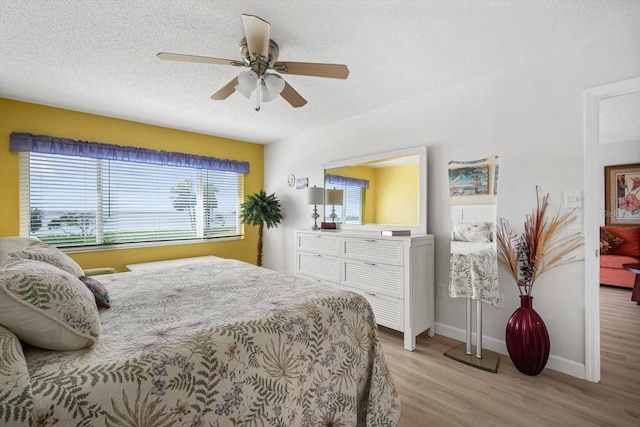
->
xmin=505 ymin=295 xmax=550 ymax=376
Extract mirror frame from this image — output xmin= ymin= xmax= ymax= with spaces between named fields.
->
xmin=323 ymin=146 xmax=427 ymax=234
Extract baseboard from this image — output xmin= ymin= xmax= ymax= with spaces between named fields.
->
xmin=546 ymin=355 xmax=586 ymax=380
xmin=434 ymin=322 xmax=586 ymax=380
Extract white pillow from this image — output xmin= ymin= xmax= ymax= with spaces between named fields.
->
xmin=0 ymin=257 xmax=100 ymax=350
xmin=0 ymin=324 xmax=34 ymax=425
xmin=452 ymin=221 xmax=494 ymax=243
xmin=9 ymin=241 xmax=84 ymax=277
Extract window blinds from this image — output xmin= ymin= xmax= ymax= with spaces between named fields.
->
xmin=22 ymin=152 xmax=242 ymax=247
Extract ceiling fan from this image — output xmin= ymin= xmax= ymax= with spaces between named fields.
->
xmin=157 ymin=14 xmax=349 ymax=111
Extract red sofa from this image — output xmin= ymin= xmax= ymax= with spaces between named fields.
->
xmin=600 ymin=226 xmax=640 ymax=288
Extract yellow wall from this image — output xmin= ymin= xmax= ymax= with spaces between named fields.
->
xmin=0 ymin=98 xmax=264 ymax=271
xmin=327 ymin=163 xmax=419 ymax=225
xmin=374 ymin=164 xmax=419 ymax=225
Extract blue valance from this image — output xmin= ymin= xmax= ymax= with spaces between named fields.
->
xmin=9 ymin=132 xmax=250 ymax=174
xmin=325 ymin=174 xmax=369 ymax=189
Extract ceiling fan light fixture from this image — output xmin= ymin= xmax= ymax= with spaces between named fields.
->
xmin=235 ymin=70 xmax=258 ymax=98
xmin=159 ymin=14 xmax=348 ymax=110
xmin=261 ymin=74 xmax=285 ymax=102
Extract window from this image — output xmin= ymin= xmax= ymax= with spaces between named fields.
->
xmin=21 ymin=152 xmax=244 ymax=247
xmin=324 ymin=184 xmax=364 ymax=224
xmin=344 ymin=185 xmax=365 ymax=224
xmin=324 ymin=174 xmax=368 ymax=225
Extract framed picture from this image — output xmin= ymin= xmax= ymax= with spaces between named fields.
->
xmin=604 ymin=163 xmax=640 ymax=225
xmin=295 ymin=177 xmax=308 ymax=189
xmin=448 ymin=165 xmax=490 ymax=196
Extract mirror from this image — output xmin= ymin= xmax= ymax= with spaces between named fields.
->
xmin=323 ymin=146 xmax=427 ymax=233
xmin=445 ymin=155 xmax=501 ymax=369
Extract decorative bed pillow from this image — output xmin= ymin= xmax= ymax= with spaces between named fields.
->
xmin=599 ymin=228 xmax=624 ymax=255
xmin=9 ymin=241 xmax=84 ymax=278
xmin=0 ymin=257 xmax=100 ymax=350
xmin=79 ymin=276 xmax=111 ymax=308
xmin=0 ymin=324 xmax=34 ymax=426
xmin=452 ymin=221 xmax=493 ymax=243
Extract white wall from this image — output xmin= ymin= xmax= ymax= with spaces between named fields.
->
xmin=263 ymin=27 xmax=640 ymax=378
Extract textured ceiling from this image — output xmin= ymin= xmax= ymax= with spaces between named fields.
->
xmin=1 ymin=1 xmax=639 ymax=144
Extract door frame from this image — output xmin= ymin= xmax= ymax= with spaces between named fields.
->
xmin=583 ymin=76 xmax=640 ymax=382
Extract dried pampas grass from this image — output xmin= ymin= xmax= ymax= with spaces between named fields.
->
xmin=497 ymin=187 xmax=582 ymax=296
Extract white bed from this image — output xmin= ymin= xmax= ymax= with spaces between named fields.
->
xmin=0 ymin=238 xmax=400 ymax=426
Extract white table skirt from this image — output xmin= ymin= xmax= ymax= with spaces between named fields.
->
xmin=448 ymin=241 xmax=500 ymax=306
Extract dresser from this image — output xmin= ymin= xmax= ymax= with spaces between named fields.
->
xmin=294 ymin=230 xmax=434 ymax=350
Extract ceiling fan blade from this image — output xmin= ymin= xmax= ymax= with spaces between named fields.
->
xmin=157 ymin=52 xmax=244 ymax=67
xmin=273 ymin=62 xmax=349 ymax=79
xmin=276 ymin=77 xmax=307 ymax=108
xmin=211 ymin=77 xmax=239 ymax=100
xmin=241 ymin=14 xmax=270 ymax=60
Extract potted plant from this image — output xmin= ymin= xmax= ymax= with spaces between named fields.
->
xmin=240 ymin=190 xmax=283 ymax=267
xmin=496 ymin=186 xmax=581 ymax=375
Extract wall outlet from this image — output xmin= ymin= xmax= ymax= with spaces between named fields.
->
xmin=437 ymin=283 xmax=446 ymax=297
xmin=499 ymin=294 xmax=505 ymax=308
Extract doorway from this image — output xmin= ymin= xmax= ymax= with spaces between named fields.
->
xmin=584 ymin=76 xmax=640 ymax=382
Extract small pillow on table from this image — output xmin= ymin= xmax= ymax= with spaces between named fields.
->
xmin=0 ymin=257 xmax=100 ymax=350
xmin=599 ymin=228 xmax=624 ymax=255
xmin=452 ymin=221 xmax=493 ymax=243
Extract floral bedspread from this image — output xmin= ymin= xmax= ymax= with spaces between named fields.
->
xmin=448 ymin=241 xmax=500 ymax=306
xmin=8 ymin=257 xmax=400 ymax=426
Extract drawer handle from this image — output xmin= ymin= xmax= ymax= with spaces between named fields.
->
xmin=364 ymin=239 xmax=377 ymax=243
xmin=365 ymin=262 xmax=377 ymax=266
xmin=365 ymin=291 xmax=377 ymax=297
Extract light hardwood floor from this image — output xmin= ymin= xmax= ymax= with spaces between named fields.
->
xmin=378 ymin=285 xmax=640 ymax=427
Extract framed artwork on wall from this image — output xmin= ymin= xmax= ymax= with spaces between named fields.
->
xmin=448 ymin=165 xmax=490 ymax=197
xmin=295 ymin=177 xmax=309 ymax=189
xmin=604 ymin=163 xmax=640 ymax=225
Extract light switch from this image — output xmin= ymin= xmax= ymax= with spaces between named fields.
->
xmin=564 ymin=190 xmax=583 ymax=209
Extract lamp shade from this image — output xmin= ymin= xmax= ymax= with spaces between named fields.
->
xmin=306 ymin=186 xmax=324 ymax=205
xmin=261 ymin=74 xmax=285 ymax=101
xmin=235 ymin=70 xmax=258 ymax=98
xmin=325 ymin=189 xmax=343 ymax=205
xmin=235 ymin=71 xmax=285 ymax=102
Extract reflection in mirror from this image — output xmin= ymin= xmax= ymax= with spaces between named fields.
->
xmin=444 ymin=155 xmax=501 ymax=372
xmin=323 ymin=146 xmax=426 ymax=232
xmin=325 ymin=188 xmax=344 ymax=223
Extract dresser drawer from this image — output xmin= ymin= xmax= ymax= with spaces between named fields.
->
xmin=342 ymin=259 xmax=403 ymax=299
xmin=296 ymin=252 xmax=340 ymax=283
xmin=296 ymin=232 xmax=340 ymax=255
xmin=297 ymin=274 xmax=340 ymax=289
xmin=346 ymin=286 xmax=403 ymax=331
xmin=342 ymin=237 xmax=403 ymax=266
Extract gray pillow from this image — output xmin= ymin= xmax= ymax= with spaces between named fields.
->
xmin=0 ymin=257 xmax=100 ymax=350
xmin=9 ymin=242 xmax=84 ymax=277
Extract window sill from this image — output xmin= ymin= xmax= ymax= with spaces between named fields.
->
xmin=62 ymin=235 xmax=243 ymax=254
